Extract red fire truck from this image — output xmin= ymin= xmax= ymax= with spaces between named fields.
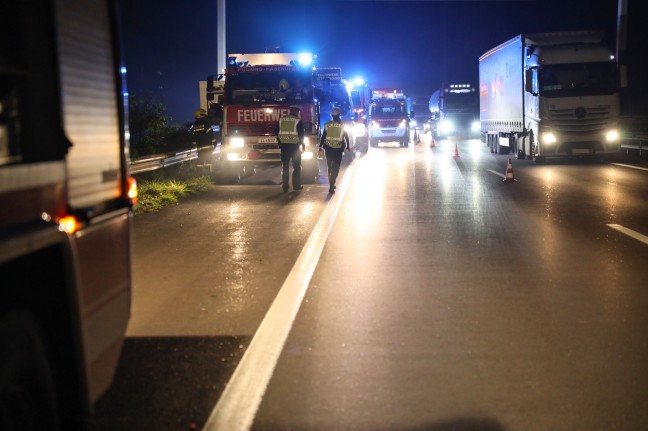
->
xmin=367 ymin=89 xmax=411 ymax=147
xmin=348 ymin=78 xmax=372 ymax=153
xmin=217 ymin=53 xmax=320 ymax=183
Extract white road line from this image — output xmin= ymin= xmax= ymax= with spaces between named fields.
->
xmin=607 ymin=224 xmax=648 ymax=246
xmin=202 ymin=159 xmax=358 ymax=431
xmin=487 ymin=169 xmax=506 ymax=179
xmin=611 ymin=163 xmax=648 ymax=172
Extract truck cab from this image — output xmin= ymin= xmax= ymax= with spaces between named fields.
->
xmin=368 ymin=90 xmax=410 ymax=147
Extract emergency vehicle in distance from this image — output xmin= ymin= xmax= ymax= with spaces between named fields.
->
xmin=368 ymin=89 xmax=411 ymax=147
xmin=348 ymin=78 xmax=372 ymax=152
xmin=313 ymin=67 xmax=357 ymax=152
xmin=1 ymin=1 xmax=136 ymax=428
xmin=429 ymin=83 xmax=480 ymax=140
xmin=406 ymin=96 xmax=432 ymax=134
xmin=217 ymin=52 xmax=320 ymax=183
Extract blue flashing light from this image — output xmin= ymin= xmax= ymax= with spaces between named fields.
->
xmin=354 ymin=77 xmax=364 ymax=86
xmin=298 ymin=53 xmax=313 ymax=67
xmin=120 ymin=66 xmax=127 ymax=74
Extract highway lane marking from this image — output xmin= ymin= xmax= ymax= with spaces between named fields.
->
xmin=607 ymin=224 xmax=648 ymax=246
xmin=487 ymin=169 xmax=506 ymax=179
xmin=203 ymin=157 xmax=359 ymax=431
xmin=611 ymin=163 xmax=648 ymax=172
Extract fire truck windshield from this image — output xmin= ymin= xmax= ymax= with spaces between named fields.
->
xmin=225 ymin=70 xmax=314 ymax=105
xmin=372 ymin=104 xmax=407 ymax=117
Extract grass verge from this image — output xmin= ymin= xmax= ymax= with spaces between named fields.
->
xmin=135 ymin=174 xmax=213 ymax=215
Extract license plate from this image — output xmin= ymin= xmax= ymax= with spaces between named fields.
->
xmin=258 ymin=136 xmax=278 ymax=144
xmin=573 ymin=148 xmax=593 ymax=155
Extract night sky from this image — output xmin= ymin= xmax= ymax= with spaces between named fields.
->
xmin=117 ymin=0 xmax=632 ymax=125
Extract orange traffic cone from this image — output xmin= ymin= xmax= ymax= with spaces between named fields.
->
xmin=503 ymin=158 xmax=517 ymax=183
xmin=453 ymin=142 xmax=460 ymax=158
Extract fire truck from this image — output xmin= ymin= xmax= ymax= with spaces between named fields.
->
xmin=217 ymin=53 xmax=320 ymax=183
xmin=1 ymin=1 xmax=135 ymax=428
xmin=367 ymin=89 xmax=411 ymax=147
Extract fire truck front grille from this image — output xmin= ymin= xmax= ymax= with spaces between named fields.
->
xmin=229 ymin=123 xmax=276 ymax=135
xmin=550 ymin=106 xmax=611 ymax=136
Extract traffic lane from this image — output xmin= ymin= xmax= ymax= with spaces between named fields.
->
xmin=252 ymin=139 xmax=648 ymax=430
xmin=92 ymin=172 xmax=343 ymax=430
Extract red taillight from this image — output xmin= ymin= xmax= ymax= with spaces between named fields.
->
xmin=127 ymin=176 xmax=138 ymax=207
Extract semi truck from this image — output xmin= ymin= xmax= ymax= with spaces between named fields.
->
xmin=479 ymin=31 xmax=622 ymax=161
xmin=1 ymin=0 xmax=136 ymax=429
xmin=368 ymin=89 xmax=411 ymax=147
xmin=428 ymin=83 xmax=480 ymax=140
xmin=217 ymin=52 xmax=320 ymax=183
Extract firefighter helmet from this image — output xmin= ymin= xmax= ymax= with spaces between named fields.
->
xmin=194 ymin=108 xmax=207 ymax=119
xmin=331 ymin=107 xmax=341 ymax=117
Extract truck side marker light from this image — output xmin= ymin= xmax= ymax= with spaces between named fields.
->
xmin=57 ymin=215 xmax=81 ymax=234
xmin=127 ymin=176 xmax=138 ymax=207
xmin=503 ymin=158 xmax=517 ymax=183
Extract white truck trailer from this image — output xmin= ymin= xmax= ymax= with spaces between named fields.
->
xmin=479 ymin=31 xmax=622 ymax=162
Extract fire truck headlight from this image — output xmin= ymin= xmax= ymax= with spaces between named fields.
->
xmin=541 ymin=132 xmax=557 ymax=144
xmin=344 ymin=124 xmax=352 ymax=133
xmin=471 ymin=121 xmax=480 ymax=132
xmin=439 ymin=120 xmax=453 ymax=133
xmin=606 ymin=129 xmax=619 ymax=142
xmin=371 ymin=121 xmax=380 ymax=128
xmin=230 ymin=137 xmax=245 ymax=148
xmin=227 ymin=153 xmax=242 ymax=161
xmin=353 ymin=123 xmax=366 ymax=137
xmin=302 ymin=151 xmax=314 ymax=160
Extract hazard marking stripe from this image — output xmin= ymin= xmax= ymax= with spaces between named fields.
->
xmin=611 ymin=163 xmax=648 ymax=172
xmin=487 ymin=169 xmax=506 ymax=179
xmin=607 ymin=224 xmax=648 ymax=246
xmin=203 ymin=158 xmax=359 ymax=431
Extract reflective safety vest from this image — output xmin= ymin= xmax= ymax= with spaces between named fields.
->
xmin=278 ymin=115 xmax=300 ymax=144
xmin=324 ymin=121 xmax=345 ymax=148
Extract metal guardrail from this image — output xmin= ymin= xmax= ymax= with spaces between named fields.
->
xmin=129 ymin=148 xmax=199 ymax=175
xmin=620 ymin=116 xmax=648 ymax=153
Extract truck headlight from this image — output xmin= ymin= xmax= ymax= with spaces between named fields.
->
xmin=399 ymin=120 xmax=407 ymax=128
xmin=353 ymin=123 xmax=366 ymax=136
xmin=439 ymin=120 xmax=453 ymax=133
xmin=371 ymin=121 xmax=380 ymax=128
xmin=471 ymin=121 xmax=480 ymax=131
xmin=541 ymin=132 xmax=557 ymax=144
xmin=230 ymin=137 xmax=245 ymax=148
xmin=606 ymin=129 xmax=619 ymax=142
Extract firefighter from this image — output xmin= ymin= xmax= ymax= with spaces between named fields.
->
xmin=191 ymin=108 xmax=215 ymax=167
xmin=276 ymin=105 xmax=304 ymax=192
xmin=319 ymin=106 xmax=350 ymax=194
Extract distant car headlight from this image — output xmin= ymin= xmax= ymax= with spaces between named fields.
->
xmin=541 ymin=132 xmax=557 ymax=144
xmin=439 ymin=120 xmax=453 ymax=133
xmin=230 ymin=137 xmax=245 ymax=148
xmin=410 ymin=120 xmax=417 ymax=127
xmin=424 ymin=122 xmax=431 ymax=131
xmin=353 ymin=123 xmax=366 ymax=136
xmin=302 ymin=151 xmax=314 ymax=160
xmin=606 ymin=129 xmax=619 ymax=142
xmin=471 ymin=121 xmax=480 ymax=132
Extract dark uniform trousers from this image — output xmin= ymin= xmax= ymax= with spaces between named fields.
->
xmin=323 ymin=145 xmax=344 ymax=188
xmin=280 ymin=143 xmax=302 ymax=190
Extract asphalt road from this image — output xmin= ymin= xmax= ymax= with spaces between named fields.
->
xmin=91 ymin=134 xmax=648 ymax=431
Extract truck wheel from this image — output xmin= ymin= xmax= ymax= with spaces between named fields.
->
xmin=217 ymin=162 xmax=240 ymax=184
xmin=0 ymin=311 xmax=60 ymax=431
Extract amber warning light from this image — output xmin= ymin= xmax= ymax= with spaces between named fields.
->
xmin=127 ymin=176 xmax=138 ymax=207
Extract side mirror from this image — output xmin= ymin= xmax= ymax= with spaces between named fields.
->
xmin=207 ymin=75 xmax=214 ymax=92
xmin=525 ymin=69 xmax=538 ymax=96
